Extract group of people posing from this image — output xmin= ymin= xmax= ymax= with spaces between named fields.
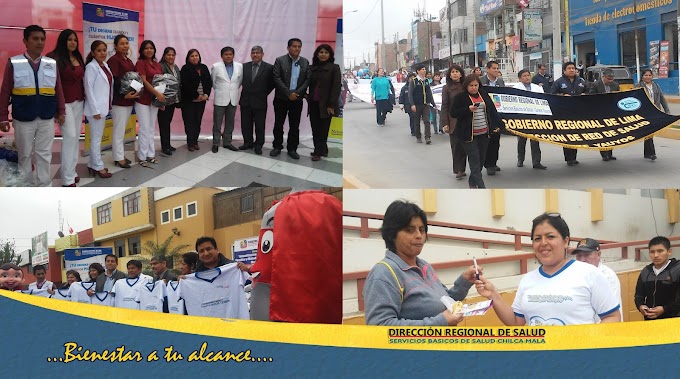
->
xmin=369 ymin=60 xmax=670 ymax=189
xmin=0 ymin=25 xmax=342 ymax=186
xmin=0 ymin=236 xmax=253 ymax=318
xmin=363 ymin=200 xmax=680 ymax=326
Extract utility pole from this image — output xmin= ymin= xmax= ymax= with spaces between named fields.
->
xmin=395 ymin=32 xmax=400 ymax=73
xmin=380 ymin=0 xmax=386 ymax=71
xmin=551 ymin=0 xmax=562 ymax=79
xmin=447 ymin=0 xmax=453 ymax=65
xmin=633 ymin=0 xmax=641 ymax=81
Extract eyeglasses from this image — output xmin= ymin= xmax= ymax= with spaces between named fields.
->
xmin=533 ymin=212 xmax=561 ymax=222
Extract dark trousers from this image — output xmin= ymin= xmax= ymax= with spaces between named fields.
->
xmin=449 ymin=132 xmax=467 ymax=173
xmin=273 ymin=98 xmax=303 ymax=151
xmin=462 ymin=134 xmax=490 ymax=188
xmin=375 ymin=99 xmax=389 ymax=124
xmin=644 ymin=138 xmax=656 ymax=157
xmin=157 ymin=103 xmax=177 ymax=151
xmin=563 ymin=147 xmax=578 ymax=162
xmin=309 ymin=100 xmax=332 ymax=156
xmin=212 ymin=104 xmax=237 ymax=146
xmin=241 ymin=106 xmax=267 ymax=148
xmin=181 ymin=101 xmax=206 ymax=145
xmin=406 ymin=111 xmax=415 ymax=135
xmin=600 ymin=150 xmax=614 ymax=159
xmin=413 ymin=104 xmax=432 ymax=139
xmin=484 ymin=132 xmax=501 ymax=168
xmin=517 ymin=136 xmax=542 ymax=166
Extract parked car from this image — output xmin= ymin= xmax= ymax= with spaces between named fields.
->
xmin=584 ymin=64 xmax=635 ymax=91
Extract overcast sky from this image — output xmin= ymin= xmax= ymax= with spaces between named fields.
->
xmin=0 ymin=188 xmax=128 ymax=253
xmin=343 ymin=0 xmax=448 ymax=68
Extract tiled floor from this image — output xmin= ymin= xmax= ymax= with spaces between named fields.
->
xmin=47 ymin=137 xmax=342 ymax=188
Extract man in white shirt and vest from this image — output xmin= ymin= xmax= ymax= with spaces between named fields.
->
xmin=0 ymin=25 xmax=66 ymax=186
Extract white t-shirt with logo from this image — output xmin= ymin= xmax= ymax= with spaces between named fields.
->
xmin=135 ymin=280 xmax=167 ymax=312
xmin=28 ymin=281 xmax=54 ymax=297
xmin=166 ymin=280 xmax=184 ymax=315
xmin=177 ymin=263 xmax=249 ymax=319
xmin=91 ymin=291 xmax=114 ymax=307
xmin=512 ymin=260 xmax=620 ymax=325
xmin=111 ymin=276 xmax=152 ymax=310
xmin=51 ymin=288 xmax=71 ymax=301
xmin=68 ymin=282 xmax=96 ymax=304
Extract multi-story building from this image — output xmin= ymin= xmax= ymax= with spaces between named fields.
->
xmin=375 ymin=39 xmax=410 ymax=73
xmin=439 ymin=0 xmax=487 ymax=69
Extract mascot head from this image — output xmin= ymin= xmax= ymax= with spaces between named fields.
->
xmin=249 ymin=190 xmax=342 ymax=324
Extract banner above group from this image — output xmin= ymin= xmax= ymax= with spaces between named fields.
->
xmin=488 ymin=87 xmax=680 ymax=150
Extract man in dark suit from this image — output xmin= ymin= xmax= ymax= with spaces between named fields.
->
xmin=589 ymin=68 xmax=620 ymax=161
xmin=479 ymin=60 xmax=505 ymax=176
xmin=90 ymin=254 xmax=126 ymax=294
xmin=150 ymin=255 xmax=177 ymax=283
xmin=239 ymin=46 xmax=275 ymax=155
xmin=271 ymin=38 xmax=311 ymax=159
xmin=531 ymin=63 xmax=552 ymax=94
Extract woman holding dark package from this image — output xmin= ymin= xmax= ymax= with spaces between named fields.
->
xmin=83 ymin=40 xmax=114 ymax=179
xmin=637 ymin=68 xmax=669 ymax=161
xmin=180 ymin=49 xmax=212 ymax=151
xmin=450 ymin=74 xmax=502 ymax=189
xmin=475 ymin=213 xmax=621 ymax=326
xmin=308 ymin=44 xmax=341 ymax=161
xmin=47 ymin=29 xmax=85 ymax=187
xmin=363 ymin=200 xmax=480 ymax=326
xmin=441 ymin=64 xmax=467 ymax=180
xmin=107 ymin=34 xmax=139 ymax=169
xmin=158 ymin=47 xmax=181 ymax=156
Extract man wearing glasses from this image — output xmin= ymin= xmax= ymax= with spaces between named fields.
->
xmin=572 ymin=238 xmax=622 ymax=322
xmin=588 ymin=68 xmax=620 ymax=161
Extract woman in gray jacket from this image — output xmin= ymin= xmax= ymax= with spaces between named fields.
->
xmin=637 ymin=68 xmax=669 ymax=160
xmin=158 ymin=47 xmax=181 ymax=155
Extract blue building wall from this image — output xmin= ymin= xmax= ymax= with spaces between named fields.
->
xmin=570 ymin=0 xmax=677 ymax=93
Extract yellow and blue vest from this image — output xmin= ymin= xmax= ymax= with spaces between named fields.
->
xmin=10 ymin=54 xmax=58 ymax=121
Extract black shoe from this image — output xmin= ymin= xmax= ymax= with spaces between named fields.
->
xmin=169 ymin=146 xmax=176 ymax=151
xmin=254 ymin=147 xmax=263 ymax=155
xmin=162 ymin=149 xmax=172 ymax=156
xmin=211 ymin=145 xmax=218 ymax=153
xmin=609 ymin=156 xmax=617 ymax=160
xmin=224 ymin=144 xmax=238 ymax=151
xmin=270 ymin=148 xmax=281 ymax=157
xmin=287 ymin=151 xmax=300 ymax=159
xmin=573 ymin=160 xmax=579 ymax=165
xmin=533 ymin=164 xmax=547 ymax=170
xmin=567 ymin=160 xmax=575 ymax=166
xmin=493 ymin=165 xmax=501 ymax=171
xmin=602 ymin=156 xmax=610 ymax=161
xmin=486 ymin=167 xmax=496 ymax=175
xmin=238 ymin=144 xmax=253 ymax=150
xmin=517 ymin=161 xmax=523 ymax=167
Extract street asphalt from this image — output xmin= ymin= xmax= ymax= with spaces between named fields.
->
xmin=344 ymin=98 xmax=680 ymax=189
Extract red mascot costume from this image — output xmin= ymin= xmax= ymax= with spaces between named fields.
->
xmin=249 ymin=190 xmax=342 ymax=323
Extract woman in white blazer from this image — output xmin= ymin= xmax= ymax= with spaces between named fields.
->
xmin=210 ymin=47 xmax=243 ymax=150
xmin=84 ymin=40 xmax=114 ymax=178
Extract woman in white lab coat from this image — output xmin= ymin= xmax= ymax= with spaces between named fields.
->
xmin=83 ymin=40 xmax=114 ymax=178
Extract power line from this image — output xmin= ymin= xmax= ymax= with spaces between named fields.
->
xmin=345 ymin=0 xmax=382 ymax=34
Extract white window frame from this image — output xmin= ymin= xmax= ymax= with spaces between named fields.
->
xmin=173 ymin=206 xmax=183 ymax=221
xmin=161 ymin=210 xmax=170 ymax=225
xmin=186 ymin=201 xmax=198 ymax=218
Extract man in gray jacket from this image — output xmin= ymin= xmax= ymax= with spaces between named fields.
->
xmin=271 ymin=38 xmax=311 ymax=160
xmin=588 ymin=68 xmax=620 ymax=161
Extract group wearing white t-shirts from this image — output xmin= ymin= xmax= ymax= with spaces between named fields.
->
xmin=27 ymin=265 xmax=55 ymax=298
xmin=20 ymin=244 xmax=252 ymax=320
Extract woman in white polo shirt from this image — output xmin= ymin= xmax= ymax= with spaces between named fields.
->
xmin=475 ymin=213 xmax=621 ymax=326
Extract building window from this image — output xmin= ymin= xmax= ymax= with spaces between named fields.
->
xmin=123 ymin=191 xmax=141 ymax=217
xmin=128 ymin=236 xmax=141 ymax=255
xmin=97 ymin=203 xmax=111 ymax=225
xmin=173 ymin=206 xmax=183 ymax=221
xmin=240 ymin=194 xmax=254 ymax=214
xmin=187 ymin=201 xmax=198 ymax=218
xmin=161 ymin=210 xmax=170 ymax=225
xmin=114 ymin=239 xmax=126 ymax=258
